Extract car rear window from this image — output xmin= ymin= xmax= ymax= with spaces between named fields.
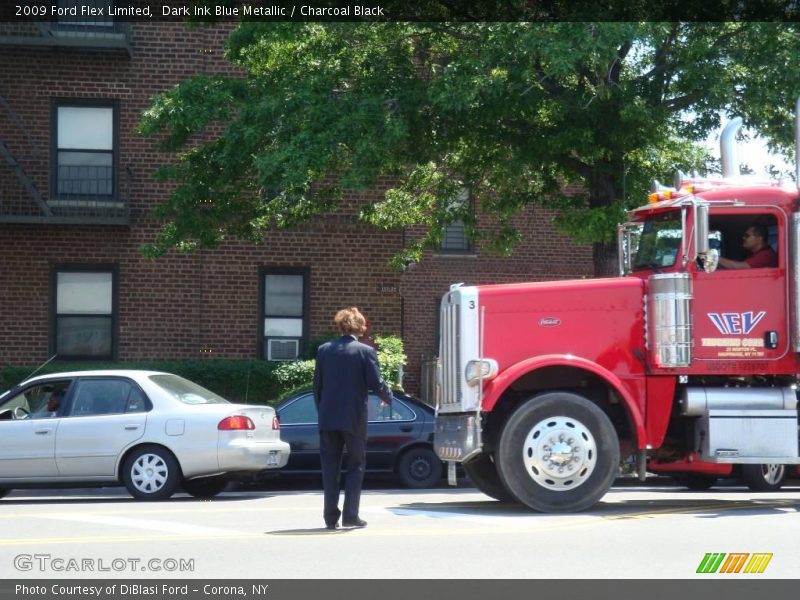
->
xmin=149 ymin=374 xmax=230 ymax=405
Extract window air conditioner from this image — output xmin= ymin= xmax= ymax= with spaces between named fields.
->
xmin=268 ymin=339 xmax=299 ymax=361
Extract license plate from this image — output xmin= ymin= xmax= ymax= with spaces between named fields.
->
xmin=266 ymin=451 xmax=280 ymax=466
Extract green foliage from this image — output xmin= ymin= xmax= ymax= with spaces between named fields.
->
xmin=140 ymin=22 xmax=800 ymax=273
xmin=269 ymin=333 xmax=407 ymax=396
xmin=272 ymin=359 xmax=316 ymax=391
xmin=373 ymin=334 xmax=407 ymax=388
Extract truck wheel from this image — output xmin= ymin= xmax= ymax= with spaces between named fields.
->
xmin=463 ymin=453 xmax=516 ymax=502
xmin=742 ymin=464 xmax=786 ymax=491
xmin=674 ymin=473 xmax=716 ymax=491
xmin=495 ymin=392 xmax=619 ymax=512
xmin=183 ymin=476 xmax=228 ymax=499
xmin=122 ymin=445 xmax=181 ymax=501
xmin=397 ymin=447 xmax=443 ymax=488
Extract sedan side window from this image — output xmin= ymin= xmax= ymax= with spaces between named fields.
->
xmin=0 ymin=382 xmax=71 ymax=420
xmin=69 ymin=379 xmax=134 ymax=417
xmin=278 ymin=395 xmax=318 ymax=424
xmin=125 ymin=386 xmax=150 ymax=413
xmin=367 ymin=395 xmax=414 ymax=422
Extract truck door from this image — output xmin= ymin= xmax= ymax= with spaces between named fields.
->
xmin=692 ymin=210 xmax=788 ymax=363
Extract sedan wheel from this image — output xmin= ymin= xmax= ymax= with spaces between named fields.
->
xmin=183 ymin=476 xmax=228 ymax=499
xmin=122 ymin=446 xmax=181 ymax=501
xmin=397 ymin=447 xmax=443 ymax=488
xmin=742 ymin=464 xmax=786 ymax=491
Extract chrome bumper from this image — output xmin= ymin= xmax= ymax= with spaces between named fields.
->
xmin=434 ymin=413 xmax=482 ymax=463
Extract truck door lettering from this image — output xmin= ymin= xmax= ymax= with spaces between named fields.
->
xmin=707 ymin=311 xmax=765 ymax=335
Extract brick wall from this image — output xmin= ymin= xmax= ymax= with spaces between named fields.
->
xmin=0 ymin=21 xmax=593 ymax=396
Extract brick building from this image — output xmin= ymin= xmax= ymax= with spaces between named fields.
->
xmin=0 ymin=18 xmax=593 ymax=398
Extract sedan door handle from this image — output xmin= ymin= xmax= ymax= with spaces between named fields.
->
xmin=400 ymin=425 xmax=413 ymax=432
xmin=124 ymin=424 xmax=140 ymax=431
xmin=34 ymin=429 xmax=52 ymax=435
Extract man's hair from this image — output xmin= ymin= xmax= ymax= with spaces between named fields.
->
xmin=334 ymin=307 xmax=367 ymax=336
xmin=749 ymin=223 xmax=768 ymax=242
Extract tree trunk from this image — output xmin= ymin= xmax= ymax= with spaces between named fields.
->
xmin=593 ymin=240 xmax=619 ymax=277
xmin=589 ymin=169 xmax=622 ymax=277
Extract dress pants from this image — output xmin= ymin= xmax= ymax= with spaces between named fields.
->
xmin=319 ymin=428 xmax=366 ymax=526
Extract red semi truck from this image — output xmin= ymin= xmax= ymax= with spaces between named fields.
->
xmin=434 ymin=109 xmax=800 ymax=512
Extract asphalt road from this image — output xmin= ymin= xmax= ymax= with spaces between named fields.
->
xmin=1 ymin=478 xmax=799 ymax=579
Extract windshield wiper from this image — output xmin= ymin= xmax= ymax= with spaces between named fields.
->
xmin=633 ymin=262 xmax=664 ymax=273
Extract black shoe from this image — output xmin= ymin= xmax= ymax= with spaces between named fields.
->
xmin=342 ymin=518 xmax=367 ymax=528
xmin=325 ymin=522 xmax=339 ymax=530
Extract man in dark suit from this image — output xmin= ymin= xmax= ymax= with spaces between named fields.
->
xmin=313 ymin=307 xmax=392 ymax=529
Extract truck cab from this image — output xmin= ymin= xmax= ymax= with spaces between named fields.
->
xmin=434 ymin=116 xmax=800 ymax=512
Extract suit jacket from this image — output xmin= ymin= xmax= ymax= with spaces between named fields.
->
xmin=313 ymin=335 xmax=392 ymax=435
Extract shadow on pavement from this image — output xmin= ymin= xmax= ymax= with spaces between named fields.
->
xmin=390 ymin=495 xmax=800 ymax=519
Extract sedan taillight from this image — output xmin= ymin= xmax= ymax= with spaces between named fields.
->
xmin=218 ymin=416 xmax=255 ymax=430
xmin=272 ymin=416 xmax=280 ymax=430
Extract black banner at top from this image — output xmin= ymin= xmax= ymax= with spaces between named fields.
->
xmin=2 ymin=0 xmax=800 ymax=22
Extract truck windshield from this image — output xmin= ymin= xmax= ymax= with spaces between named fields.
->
xmin=633 ymin=212 xmax=682 ymax=270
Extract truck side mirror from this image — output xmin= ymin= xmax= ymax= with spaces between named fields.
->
xmin=694 ymin=204 xmax=710 ymax=257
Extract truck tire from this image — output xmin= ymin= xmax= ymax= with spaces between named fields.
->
xmin=462 ymin=453 xmax=517 ymax=503
xmin=674 ymin=473 xmax=716 ymax=491
xmin=495 ymin=392 xmax=619 ymax=512
xmin=742 ymin=464 xmax=786 ymax=491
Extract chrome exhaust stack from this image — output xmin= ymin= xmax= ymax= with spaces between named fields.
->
xmin=720 ymin=116 xmax=743 ymax=178
xmin=796 ymin=97 xmax=800 ymax=187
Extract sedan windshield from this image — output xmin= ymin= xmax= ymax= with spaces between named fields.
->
xmin=149 ymin=374 xmax=229 ymax=405
xmin=633 ymin=212 xmax=682 ymax=270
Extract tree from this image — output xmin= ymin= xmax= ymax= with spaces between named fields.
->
xmin=140 ymin=22 xmax=800 ymax=275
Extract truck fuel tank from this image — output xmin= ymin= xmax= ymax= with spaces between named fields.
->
xmin=680 ymin=386 xmax=797 ymax=416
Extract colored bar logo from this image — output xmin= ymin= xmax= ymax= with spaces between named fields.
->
xmin=697 ymin=553 xmax=772 ymax=574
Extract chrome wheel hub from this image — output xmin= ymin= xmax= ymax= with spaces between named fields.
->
xmin=761 ymin=464 xmax=785 ymax=485
xmin=523 ymin=416 xmax=597 ymax=491
xmin=131 ymin=453 xmax=168 ymax=494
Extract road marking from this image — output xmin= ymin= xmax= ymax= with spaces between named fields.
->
xmin=36 ymin=513 xmax=241 ymax=536
xmin=0 ymin=498 xmax=792 ymax=547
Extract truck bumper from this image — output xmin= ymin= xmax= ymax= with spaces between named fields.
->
xmin=434 ymin=413 xmax=482 ymax=463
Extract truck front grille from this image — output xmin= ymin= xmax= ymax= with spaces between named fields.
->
xmin=440 ymin=297 xmax=462 ymax=407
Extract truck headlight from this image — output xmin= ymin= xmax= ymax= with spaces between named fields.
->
xmin=465 ymin=359 xmax=498 ymax=386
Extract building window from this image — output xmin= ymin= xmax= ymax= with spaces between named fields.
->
xmin=52 ymin=101 xmax=117 ymax=199
xmin=261 ymin=269 xmax=308 ymax=361
xmin=51 ymin=266 xmax=117 ymax=360
xmin=440 ymin=220 xmax=472 ymax=252
xmin=438 ymin=188 xmax=473 ymax=254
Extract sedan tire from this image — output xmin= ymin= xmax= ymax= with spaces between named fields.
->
xmin=122 ymin=445 xmax=181 ymax=501
xmin=183 ymin=476 xmax=228 ymax=499
xmin=397 ymin=447 xmax=443 ymax=489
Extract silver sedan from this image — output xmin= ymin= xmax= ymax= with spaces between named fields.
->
xmin=0 ymin=370 xmax=289 ymax=500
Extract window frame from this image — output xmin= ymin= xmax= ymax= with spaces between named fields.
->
xmin=258 ymin=267 xmax=310 ymax=361
xmin=50 ymin=98 xmax=119 ymax=202
xmin=436 ymin=188 xmax=475 ymax=255
xmin=49 ymin=264 xmax=119 ymax=361
xmin=67 ymin=376 xmax=152 ymax=417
